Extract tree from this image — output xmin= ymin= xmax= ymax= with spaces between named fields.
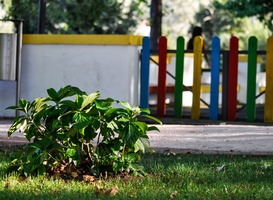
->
xmin=150 ymin=0 xmax=162 ymax=49
xmin=190 ymin=3 xmax=244 ymax=49
xmin=213 ymin=0 xmax=273 ymax=32
xmin=189 ymin=1 xmax=271 ymax=50
xmin=1 ymin=0 xmax=142 ymax=34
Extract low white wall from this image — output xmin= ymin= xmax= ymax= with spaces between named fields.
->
xmin=0 ymin=35 xmax=143 ymax=117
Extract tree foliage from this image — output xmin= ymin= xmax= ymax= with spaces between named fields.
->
xmin=189 ymin=1 xmax=271 ymax=50
xmin=1 ymin=0 xmax=145 ymax=34
xmin=190 ymin=3 xmax=244 ymax=49
xmin=213 ymin=0 xmax=273 ymax=31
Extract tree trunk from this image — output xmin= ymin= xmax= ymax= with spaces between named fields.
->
xmin=38 ymin=0 xmax=46 ymax=34
xmin=150 ymin=0 xmax=162 ymax=50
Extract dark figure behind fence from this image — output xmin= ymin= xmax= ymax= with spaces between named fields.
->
xmin=187 ymin=26 xmax=210 ymax=67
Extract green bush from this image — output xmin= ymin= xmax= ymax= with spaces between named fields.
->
xmin=7 ymin=85 xmax=161 ymax=177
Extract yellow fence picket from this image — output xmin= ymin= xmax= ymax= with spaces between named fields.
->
xmin=191 ymin=36 xmax=203 ymax=120
xmin=264 ymin=36 xmax=273 ymax=122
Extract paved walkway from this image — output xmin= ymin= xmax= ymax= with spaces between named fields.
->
xmin=149 ymin=124 xmax=273 ymax=155
xmin=1 ymin=119 xmax=273 ymax=155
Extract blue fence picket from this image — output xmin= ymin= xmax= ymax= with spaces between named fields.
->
xmin=140 ymin=37 xmax=150 ymax=109
xmin=210 ymin=36 xmax=221 ymax=120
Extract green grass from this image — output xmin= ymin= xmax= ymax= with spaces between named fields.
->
xmin=1 ymin=148 xmax=273 ymax=199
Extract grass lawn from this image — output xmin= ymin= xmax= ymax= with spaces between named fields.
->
xmin=1 ymin=147 xmax=273 ymax=199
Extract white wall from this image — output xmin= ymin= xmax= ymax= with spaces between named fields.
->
xmin=0 ymin=35 xmax=142 ymax=117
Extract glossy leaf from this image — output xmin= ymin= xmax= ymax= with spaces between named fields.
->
xmin=132 ymin=121 xmax=148 ymax=133
xmin=124 ymin=124 xmax=140 ymax=147
xmin=140 ymin=107 xmax=151 ymax=114
xmin=7 ymin=116 xmax=25 ymax=137
xmin=60 ymin=100 xmax=78 ymax=109
xmin=118 ymin=100 xmax=131 ymax=110
xmin=81 ymin=92 xmax=99 ymax=110
xmin=148 ymin=125 xmax=160 ymax=132
xmin=73 ymin=112 xmax=90 ymax=130
xmin=47 ymin=88 xmax=59 ymax=101
xmin=140 ymin=137 xmax=154 ymax=153
xmin=134 ymin=138 xmax=145 ymax=153
xmin=141 ymin=114 xmax=163 ymax=125
xmin=95 ymin=98 xmax=114 ymax=110
xmin=66 ymin=148 xmax=77 ymax=158
xmin=57 ymin=85 xmax=75 ymax=99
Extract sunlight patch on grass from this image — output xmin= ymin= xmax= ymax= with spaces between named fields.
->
xmin=1 ymin=151 xmax=273 ymax=199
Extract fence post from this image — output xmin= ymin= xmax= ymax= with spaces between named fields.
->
xmin=157 ymin=36 xmax=167 ymax=118
xmin=140 ymin=37 xmax=150 ymax=109
xmin=246 ymin=36 xmax=258 ymax=122
xmin=227 ymin=36 xmax=239 ymax=121
xmin=191 ymin=36 xmax=203 ymax=120
xmin=174 ymin=36 xmax=185 ymax=118
xmin=210 ymin=36 xmax=221 ymax=120
xmin=264 ymin=36 xmax=273 ymax=122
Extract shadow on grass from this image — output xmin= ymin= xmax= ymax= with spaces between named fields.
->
xmin=1 ymin=152 xmax=273 ymax=199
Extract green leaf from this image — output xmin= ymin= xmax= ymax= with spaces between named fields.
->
xmin=20 ymin=119 xmax=28 ymax=132
xmin=11 ymin=99 xmax=31 ymax=114
xmin=47 ymin=88 xmax=59 ymax=101
xmin=118 ymin=100 xmax=131 ymax=110
xmin=132 ymin=105 xmax=141 ymax=115
xmin=24 ymin=125 xmax=36 ymax=141
xmin=31 ymin=137 xmax=53 ymax=150
xmin=148 ymin=126 xmax=160 ymax=132
xmin=73 ymin=112 xmax=90 ymax=130
xmin=124 ymin=124 xmax=140 ymax=147
xmin=32 ymin=97 xmax=48 ymax=112
xmin=5 ymin=105 xmax=18 ymax=110
xmin=60 ymin=100 xmax=78 ymax=109
xmin=18 ymin=99 xmax=29 ymax=108
xmin=51 ymin=119 xmax=60 ymax=130
xmin=76 ymin=95 xmax=84 ymax=108
xmin=66 ymin=148 xmax=77 ymax=158
xmin=95 ymin=98 xmax=114 ymax=110
xmin=132 ymin=121 xmax=148 ymax=133
xmin=70 ymin=86 xmax=86 ymax=96
xmin=65 ymin=128 xmax=77 ymax=137
xmin=104 ymin=107 xmax=124 ymax=120
xmin=134 ymin=138 xmax=145 ymax=153
xmin=81 ymin=92 xmax=99 ymax=110
xmin=7 ymin=116 xmax=25 ymax=137
xmin=57 ymin=85 xmax=73 ymax=99
xmin=28 ymin=142 xmax=42 ymax=151
xmin=140 ymin=114 xmax=162 ymax=125
xmin=83 ymin=125 xmax=97 ymax=141
xmin=140 ymin=137 xmax=154 ymax=153
xmin=140 ymin=107 xmax=150 ymax=114
xmin=125 ymin=153 xmax=140 ymax=163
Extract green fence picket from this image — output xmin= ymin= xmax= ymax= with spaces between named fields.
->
xmin=246 ymin=36 xmax=258 ymax=122
xmin=174 ymin=36 xmax=185 ymax=118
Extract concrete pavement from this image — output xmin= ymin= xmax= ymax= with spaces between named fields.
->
xmin=1 ymin=119 xmax=273 ymax=155
xmin=148 ymin=124 xmax=273 ymax=155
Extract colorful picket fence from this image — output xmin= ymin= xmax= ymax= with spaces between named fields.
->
xmin=140 ymin=35 xmax=273 ymax=123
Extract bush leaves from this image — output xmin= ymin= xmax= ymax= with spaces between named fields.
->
xmin=6 ymin=85 xmax=161 ymax=177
